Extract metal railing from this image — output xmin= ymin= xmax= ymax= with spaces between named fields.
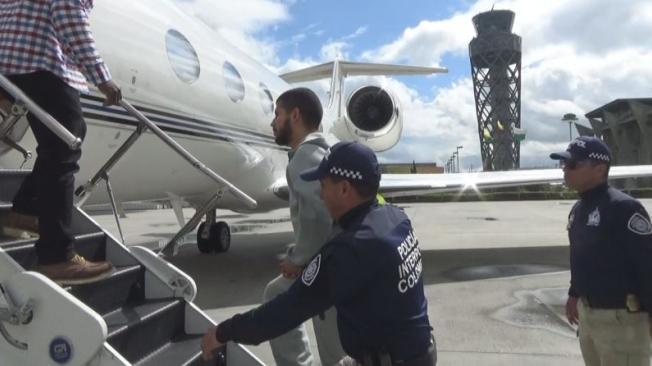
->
xmin=1 ymin=72 xmax=255 ymax=255
xmin=0 ymin=74 xmax=81 ymax=150
xmin=75 ymin=99 xmax=257 ymax=252
xmin=0 ymin=284 xmax=33 ymax=350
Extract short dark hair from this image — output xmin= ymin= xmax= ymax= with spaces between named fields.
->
xmin=597 ymin=162 xmax=610 ymax=180
xmin=329 ymin=175 xmax=379 ymax=200
xmin=584 ymin=160 xmax=610 ymax=180
xmin=277 ymin=88 xmax=323 ymax=130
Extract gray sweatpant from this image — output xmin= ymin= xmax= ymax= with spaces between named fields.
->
xmin=263 ymin=275 xmax=347 ymax=366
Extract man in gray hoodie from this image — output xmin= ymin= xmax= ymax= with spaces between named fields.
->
xmin=266 ymin=87 xmax=346 ymax=366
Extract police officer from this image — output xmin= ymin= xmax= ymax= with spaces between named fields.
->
xmin=550 ymin=136 xmax=652 ymax=366
xmin=201 ymin=141 xmax=436 ymax=366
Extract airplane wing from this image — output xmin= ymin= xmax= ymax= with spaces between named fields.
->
xmin=271 ymin=165 xmax=652 ymax=201
xmin=279 ymin=61 xmax=447 ymax=83
xmin=380 ymin=165 xmax=652 ymax=197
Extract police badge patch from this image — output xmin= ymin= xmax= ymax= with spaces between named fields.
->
xmin=627 ymin=213 xmax=652 ymax=235
xmin=302 ymin=254 xmax=321 ymax=286
xmin=587 ymin=207 xmax=600 ymax=227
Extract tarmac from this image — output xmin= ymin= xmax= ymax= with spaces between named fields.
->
xmin=90 ymin=199 xmax=652 ymax=366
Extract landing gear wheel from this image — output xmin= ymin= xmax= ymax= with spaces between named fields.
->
xmin=213 ymin=221 xmax=231 ymax=253
xmin=196 ymin=221 xmax=231 ymax=254
xmin=196 ymin=222 xmax=213 ymax=254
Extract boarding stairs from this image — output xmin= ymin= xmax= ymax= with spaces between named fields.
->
xmin=0 ymin=171 xmax=265 ymax=366
xmin=0 ymin=75 xmax=265 ymax=366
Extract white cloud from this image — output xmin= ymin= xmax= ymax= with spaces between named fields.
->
xmin=320 ymin=41 xmax=350 ymax=60
xmin=173 ymin=0 xmax=289 ymax=64
xmin=174 ymin=0 xmax=652 ymax=169
xmin=362 ymin=0 xmax=652 ymax=167
xmin=174 ymin=0 xmax=288 ymax=33
xmin=360 ymin=15 xmax=471 ymax=67
xmin=342 ymin=26 xmax=368 ymax=41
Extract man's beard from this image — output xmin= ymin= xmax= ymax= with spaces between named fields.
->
xmin=274 ymin=118 xmax=293 ymax=146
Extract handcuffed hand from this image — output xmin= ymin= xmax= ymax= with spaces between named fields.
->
xmin=279 ymin=258 xmax=303 ymax=279
xmin=201 ymin=325 xmax=224 ymax=361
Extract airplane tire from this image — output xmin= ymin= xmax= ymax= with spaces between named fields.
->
xmin=213 ymin=221 xmax=231 ymax=253
xmin=196 ymin=222 xmax=214 ymax=254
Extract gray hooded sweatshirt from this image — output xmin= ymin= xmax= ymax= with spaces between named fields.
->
xmin=285 ymin=132 xmax=333 ymax=266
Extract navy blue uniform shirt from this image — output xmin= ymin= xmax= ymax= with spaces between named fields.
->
xmin=217 ymin=200 xmax=433 ymax=361
xmin=567 ymin=183 xmax=652 ymax=311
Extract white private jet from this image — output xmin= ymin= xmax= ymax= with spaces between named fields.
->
xmin=1 ymin=0 xmax=651 ymax=256
xmin=2 ymin=1 xmax=652 ymax=365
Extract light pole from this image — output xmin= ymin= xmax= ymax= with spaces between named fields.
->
xmin=562 ymin=113 xmax=578 ymax=142
xmin=456 ymin=145 xmax=463 ymax=173
xmin=452 ymin=152 xmax=458 ymax=174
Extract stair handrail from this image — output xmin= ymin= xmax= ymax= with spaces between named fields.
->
xmin=121 ymin=101 xmax=257 ymax=209
xmin=0 ymin=74 xmax=81 ymax=150
xmin=75 ymin=100 xmax=257 ymax=210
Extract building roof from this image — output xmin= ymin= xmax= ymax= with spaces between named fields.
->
xmin=585 ymin=98 xmax=652 ymax=118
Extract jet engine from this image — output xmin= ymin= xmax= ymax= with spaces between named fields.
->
xmin=331 ymin=85 xmax=402 ymax=152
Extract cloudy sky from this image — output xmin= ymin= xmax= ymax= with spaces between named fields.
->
xmin=174 ymin=0 xmax=652 ymax=170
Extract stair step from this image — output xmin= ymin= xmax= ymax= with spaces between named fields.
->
xmin=107 ymin=298 xmax=186 ymax=363
xmin=0 ymin=201 xmax=13 ymax=243
xmin=104 ymin=299 xmax=180 ymax=337
xmin=135 ymin=334 xmax=218 ymax=366
xmin=1 ymin=231 xmax=107 ymax=268
xmin=68 ymin=264 xmax=145 ymax=315
xmin=0 ymin=169 xmax=30 ymax=202
xmin=0 ymin=169 xmax=236 ymax=366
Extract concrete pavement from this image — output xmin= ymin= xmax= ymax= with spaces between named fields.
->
xmin=90 ymin=199 xmax=652 ymax=365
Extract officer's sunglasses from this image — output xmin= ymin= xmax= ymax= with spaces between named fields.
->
xmin=562 ymin=159 xmax=598 ymax=170
xmin=562 ymin=160 xmax=582 ymax=170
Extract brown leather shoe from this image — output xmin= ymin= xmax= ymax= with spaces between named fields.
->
xmin=36 ymin=254 xmax=114 ymax=285
xmin=0 ymin=211 xmax=38 ymax=238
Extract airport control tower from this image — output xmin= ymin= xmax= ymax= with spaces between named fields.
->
xmin=469 ymin=10 xmax=522 ymax=171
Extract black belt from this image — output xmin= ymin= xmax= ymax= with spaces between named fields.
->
xmin=582 ymin=295 xmax=625 ymax=309
xmin=359 ymin=339 xmax=437 ymax=366
xmin=582 ymin=295 xmax=645 ymax=311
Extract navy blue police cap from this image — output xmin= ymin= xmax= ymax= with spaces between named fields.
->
xmin=300 ymin=141 xmax=381 ymax=186
xmin=550 ymin=136 xmax=612 ymax=164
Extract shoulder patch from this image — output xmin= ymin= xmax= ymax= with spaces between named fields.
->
xmin=627 ymin=213 xmax=652 ymax=235
xmin=302 ymin=254 xmax=321 ymax=286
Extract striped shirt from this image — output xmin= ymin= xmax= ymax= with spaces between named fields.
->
xmin=0 ymin=0 xmax=111 ymax=92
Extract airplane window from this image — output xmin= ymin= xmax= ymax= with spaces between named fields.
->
xmin=223 ymin=61 xmax=245 ymax=103
xmin=165 ymin=30 xmax=200 ymax=83
xmin=259 ymin=83 xmax=274 ymax=115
